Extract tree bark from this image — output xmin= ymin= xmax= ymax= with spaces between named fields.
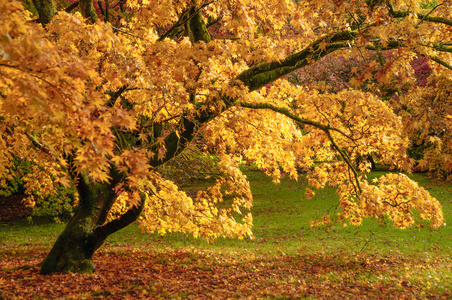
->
xmin=80 ymin=0 xmax=98 ymax=23
xmin=40 ymin=211 xmax=102 ymax=274
xmin=32 ymin=0 xmax=55 ymax=25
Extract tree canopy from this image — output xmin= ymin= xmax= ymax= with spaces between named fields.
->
xmin=0 ymin=0 xmax=450 ymax=273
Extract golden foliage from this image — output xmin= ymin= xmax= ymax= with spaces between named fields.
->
xmin=1 ymin=0 xmax=450 ymax=238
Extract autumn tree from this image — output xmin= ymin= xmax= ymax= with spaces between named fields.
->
xmin=0 ymin=0 xmax=450 ymax=274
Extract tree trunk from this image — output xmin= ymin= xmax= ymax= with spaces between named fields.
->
xmin=80 ymin=0 xmax=98 ymax=23
xmin=32 ymin=0 xmax=55 ymax=25
xmin=40 ymin=172 xmax=145 ymax=274
xmin=40 ymin=210 xmax=103 ymax=274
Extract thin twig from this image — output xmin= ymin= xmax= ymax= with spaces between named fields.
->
xmin=416 ymin=3 xmax=443 ymax=28
xmin=360 ymin=230 xmax=374 ymax=251
xmin=110 ymin=26 xmax=146 ymax=40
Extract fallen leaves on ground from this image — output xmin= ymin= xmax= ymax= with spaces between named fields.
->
xmin=0 ymin=246 xmax=451 ymax=299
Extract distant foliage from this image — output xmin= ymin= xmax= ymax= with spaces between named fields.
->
xmin=411 ymin=56 xmax=432 ymax=88
xmin=290 ymin=50 xmax=451 ymax=182
xmin=31 ymin=185 xmax=78 ymax=222
xmin=289 ymin=54 xmax=368 ymax=93
xmin=0 ymin=157 xmax=77 ymax=221
xmin=397 ymin=75 xmax=452 ymax=181
xmin=0 ymin=156 xmax=31 ymax=197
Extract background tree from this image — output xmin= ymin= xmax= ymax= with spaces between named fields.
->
xmin=0 ymin=0 xmax=450 ymax=274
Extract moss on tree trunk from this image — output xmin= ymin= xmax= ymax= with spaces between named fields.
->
xmin=80 ymin=0 xmax=98 ymax=23
xmin=40 ymin=214 xmax=101 ymax=274
xmin=32 ymin=0 xmax=55 ymax=25
xmin=40 ymin=171 xmax=145 ymax=274
xmin=40 ymin=175 xmax=112 ymax=274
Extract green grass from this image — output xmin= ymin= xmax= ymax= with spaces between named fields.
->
xmin=1 ymin=169 xmax=451 ymax=257
xmin=117 ymin=169 xmax=450 ymax=258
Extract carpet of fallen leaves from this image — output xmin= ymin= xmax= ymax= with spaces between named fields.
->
xmin=1 ymin=245 xmax=451 ymax=299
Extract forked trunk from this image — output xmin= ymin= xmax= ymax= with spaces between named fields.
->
xmin=40 ymin=172 xmax=145 ymax=274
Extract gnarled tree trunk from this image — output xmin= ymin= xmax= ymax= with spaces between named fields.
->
xmin=40 ymin=172 xmax=145 ymax=274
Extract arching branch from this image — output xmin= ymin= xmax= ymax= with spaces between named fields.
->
xmin=236 ymin=101 xmax=352 ymax=139
xmin=236 ymin=101 xmax=363 ymax=194
xmin=389 ymin=5 xmax=452 ymax=27
xmin=92 ymin=192 xmax=146 ymax=246
xmin=236 ymin=30 xmax=358 ymax=92
xmin=429 ymin=55 xmax=452 ymax=71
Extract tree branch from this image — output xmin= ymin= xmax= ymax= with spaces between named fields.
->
xmin=148 ymin=5 xmax=214 ymax=167
xmin=157 ymin=8 xmax=191 ymax=41
xmin=158 ymin=2 xmax=214 ymax=42
xmin=78 ymin=0 xmax=97 ymax=22
xmin=324 ymin=130 xmax=362 ymax=195
xmin=236 ymin=101 xmax=362 ymax=194
xmin=32 ymin=0 xmax=55 ymax=25
xmin=416 ymin=2 xmax=443 ymax=28
xmin=25 ymin=132 xmax=51 ymax=154
xmin=189 ymin=6 xmax=212 ymax=43
xmin=65 ymin=1 xmax=79 ymax=13
xmin=105 ymin=85 xmax=128 ymax=107
xmin=0 ymin=63 xmax=19 ymax=69
xmin=389 ymin=6 xmax=452 ymax=27
xmin=148 ymin=112 xmax=209 ymax=167
xmin=236 ymin=101 xmax=352 ymax=138
xmin=92 ymin=192 xmax=146 ymax=248
xmin=110 ymin=26 xmax=146 ymax=40
xmin=365 ymin=41 xmax=452 ymax=71
xmin=236 ymin=30 xmax=358 ymax=91
xmin=429 ymin=55 xmax=452 ymax=71
xmin=429 ymin=43 xmax=452 ymax=53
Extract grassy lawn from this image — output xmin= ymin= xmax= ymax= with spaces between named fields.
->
xmin=1 ymin=169 xmax=451 ymax=299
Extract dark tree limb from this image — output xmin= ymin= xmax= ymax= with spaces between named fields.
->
xmin=237 ymin=30 xmax=359 ymax=92
xmin=97 ymin=0 xmax=105 ymax=19
xmin=105 ymin=0 xmax=110 ymax=22
xmin=79 ymin=0 xmax=97 ymax=22
xmin=157 ymin=9 xmax=191 ymax=41
xmin=429 ymin=55 xmax=452 ymax=71
xmin=105 ymin=85 xmax=128 ymax=107
xmin=189 ymin=7 xmax=212 ymax=43
xmin=389 ymin=5 xmax=452 ymax=27
xmin=91 ymin=192 xmax=146 ymax=248
xmin=158 ymin=2 xmax=214 ymax=42
xmin=65 ymin=1 xmax=79 ymax=13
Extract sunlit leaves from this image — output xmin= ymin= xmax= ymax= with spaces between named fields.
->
xmin=137 ymin=155 xmax=253 ymax=240
xmin=358 ymin=173 xmax=445 ymax=228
